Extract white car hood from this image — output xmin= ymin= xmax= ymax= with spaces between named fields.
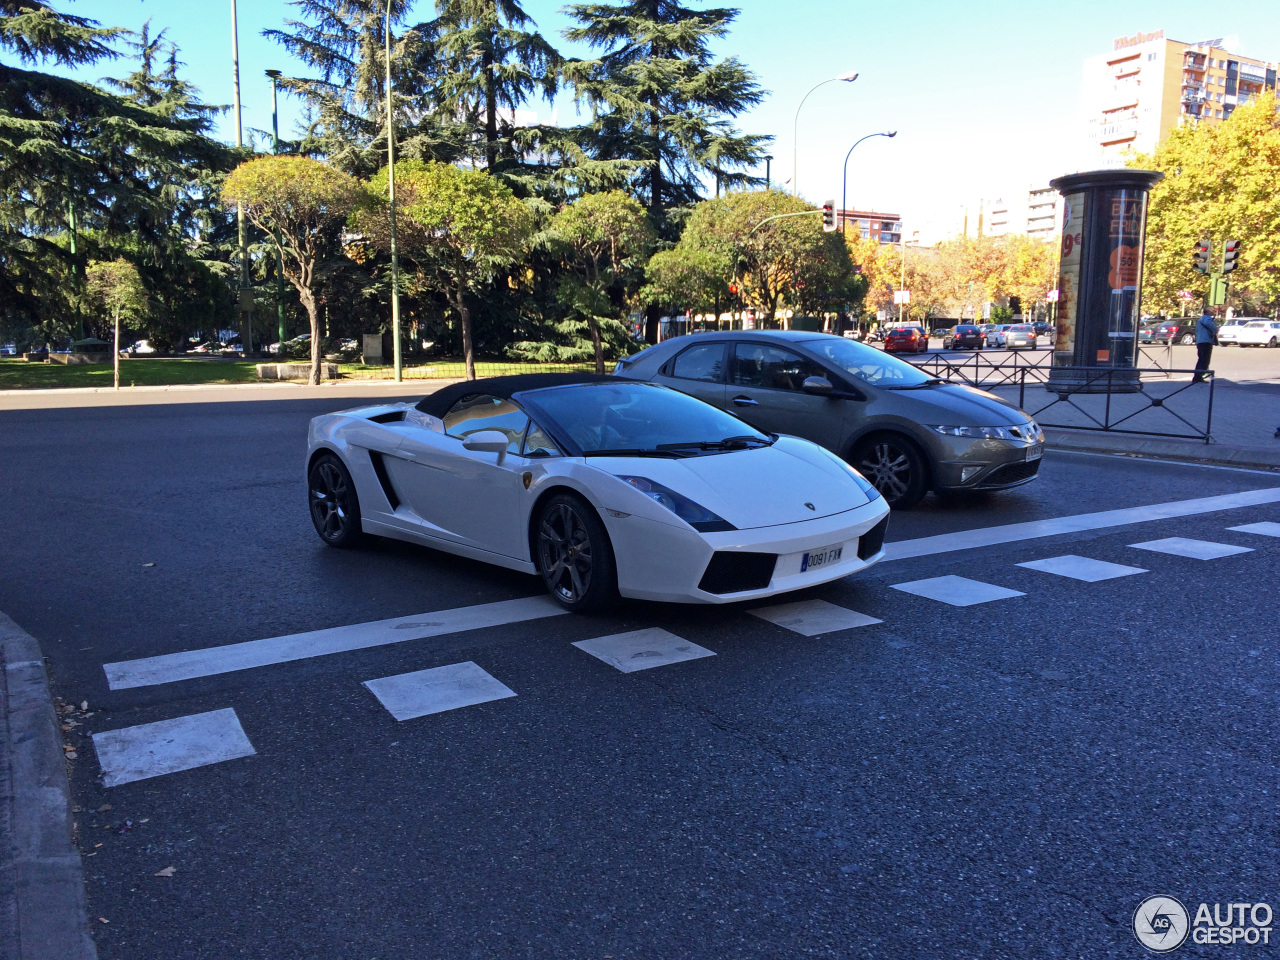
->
xmin=596 ymin=438 xmax=872 ymax=530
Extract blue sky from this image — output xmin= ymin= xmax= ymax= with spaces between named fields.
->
xmin=47 ymin=0 xmax=1280 ymax=237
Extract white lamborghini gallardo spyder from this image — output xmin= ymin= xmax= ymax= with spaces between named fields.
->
xmin=307 ymin=374 xmax=890 ymax=612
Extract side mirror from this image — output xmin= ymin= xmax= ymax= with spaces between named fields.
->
xmin=462 ymin=430 xmax=510 ymax=464
xmin=802 ymin=376 xmax=834 ymax=395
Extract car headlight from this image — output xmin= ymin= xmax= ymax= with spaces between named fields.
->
xmin=616 ymin=476 xmax=736 ymax=532
xmin=927 ymin=424 xmax=1018 ymax=440
xmin=928 ymin=424 xmax=1042 ymax=442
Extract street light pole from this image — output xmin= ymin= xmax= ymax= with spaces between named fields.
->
xmin=230 ymin=0 xmax=252 ymax=355
xmin=840 ymin=130 xmax=896 ymax=236
xmin=385 ymin=0 xmax=402 ymax=382
xmin=792 ymin=71 xmax=858 ymax=198
xmin=266 ymin=70 xmax=286 ymax=356
xmin=763 ymin=155 xmax=772 ymax=190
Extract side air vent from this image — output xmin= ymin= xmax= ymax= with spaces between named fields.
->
xmin=367 ymin=451 xmax=400 ymax=510
xmin=368 ymin=410 xmax=406 ymax=424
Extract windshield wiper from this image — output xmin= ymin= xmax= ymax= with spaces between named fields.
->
xmin=884 ymin=378 xmax=948 ymax=390
xmin=582 ymin=448 xmax=689 ymax=458
xmin=656 ymin=435 xmax=774 ymax=452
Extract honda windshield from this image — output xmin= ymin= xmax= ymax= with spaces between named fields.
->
xmin=801 ymin=336 xmax=934 ymax=387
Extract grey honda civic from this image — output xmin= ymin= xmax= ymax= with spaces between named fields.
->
xmin=615 ymin=330 xmax=1044 ymax=509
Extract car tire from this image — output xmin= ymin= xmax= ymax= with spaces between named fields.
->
xmin=308 ymin=453 xmax=364 ymax=549
xmin=1180 ymin=333 xmax=1195 ymax=346
xmin=851 ymin=434 xmax=929 ymax=510
xmin=1270 ymin=338 xmax=1277 ymax=348
xmin=534 ymin=493 xmax=619 ymax=613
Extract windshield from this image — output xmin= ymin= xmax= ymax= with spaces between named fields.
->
xmin=801 ymin=336 xmax=933 ymax=387
xmin=520 ymin=382 xmax=770 ymax=456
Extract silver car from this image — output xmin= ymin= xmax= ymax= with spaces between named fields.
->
xmin=615 ymin=331 xmax=1044 ymax=509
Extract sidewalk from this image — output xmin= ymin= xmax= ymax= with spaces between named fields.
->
xmin=0 ymin=614 xmax=96 ymax=960
xmin=990 ymin=377 xmax=1280 ymax=472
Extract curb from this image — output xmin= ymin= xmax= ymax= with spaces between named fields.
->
xmin=1045 ymin=427 xmax=1280 ymax=472
xmin=0 ymin=378 xmax=432 ymax=398
xmin=0 ymin=613 xmax=97 ymax=960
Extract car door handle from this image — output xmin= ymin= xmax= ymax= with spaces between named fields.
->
xmin=732 ymin=396 xmax=758 ymax=406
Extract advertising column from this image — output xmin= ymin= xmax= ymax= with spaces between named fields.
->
xmin=1047 ymin=169 xmax=1164 ymax=393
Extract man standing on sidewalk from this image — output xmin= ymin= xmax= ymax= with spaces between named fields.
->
xmin=1193 ymin=306 xmax=1218 ymax=383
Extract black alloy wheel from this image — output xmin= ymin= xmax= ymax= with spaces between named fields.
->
xmin=535 ymin=494 xmax=618 ymax=612
xmin=308 ymin=453 xmax=364 ymax=548
xmin=853 ymin=435 xmax=928 ymax=510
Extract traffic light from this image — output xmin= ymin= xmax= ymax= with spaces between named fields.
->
xmin=822 ymin=200 xmax=837 ymax=232
xmin=1192 ymin=239 xmax=1211 ymax=274
xmin=1222 ymin=239 xmax=1241 ymax=274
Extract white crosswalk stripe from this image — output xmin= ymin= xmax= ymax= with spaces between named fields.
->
xmin=748 ymin=599 xmax=881 ymax=636
xmin=363 ymin=662 xmax=516 ymax=721
xmin=1129 ymin=537 xmax=1254 ymax=560
xmin=890 ymin=575 xmax=1024 ymax=607
xmin=573 ymin=628 xmax=715 ymax=673
xmin=1016 ymin=555 xmax=1148 ymax=582
xmin=103 ymin=595 xmax=566 ymax=690
xmin=92 ymin=708 xmax=256 ymax=788
xmin=1228 ymin=522 xmax=1280 ymax=538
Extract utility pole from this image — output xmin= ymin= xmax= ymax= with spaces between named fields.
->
xmin=231 ymin=0 xmax=253 ymax=355
xmin=266 ymin=70 xmax=286 ymax=355
xmin=385 ymin=0 xmax=402 ymax=382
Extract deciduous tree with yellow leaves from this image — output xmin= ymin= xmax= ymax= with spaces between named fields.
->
xmin=1130 ymin=89 xmax=1280 ymax=315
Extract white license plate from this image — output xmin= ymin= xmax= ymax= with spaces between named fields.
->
xmin=1026 ymin=444 xmax=1043 ymax=462
xmin=801 ymin=544 xmax=843 ymax=572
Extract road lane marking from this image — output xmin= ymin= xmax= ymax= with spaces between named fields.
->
xmin=363 ymin=662 xmax=516 ymax=721
xmin=1228 ymin=521 xmax=1280 ymax=538
xmin=890 ymin=575 xmax=1024 ymax=607
xmin=1128 ymin=537 xmax=1254 ymax=560
xmin=883 ymin=486 xmax=1280 ymax=562
xmin=92 ymin=708 xmax=255 ymax=787
xmin=748 ymin=599 xmax=881 ymax=636
xmin=573 ymin=628 xmax=715 ymax=673
xmin=103 ymin=596 xmax=566 ymax=690
xmin=1016 ymin=555 xmax=1148 ymax=582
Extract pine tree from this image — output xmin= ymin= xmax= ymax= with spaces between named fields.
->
xmin=1 ymin=3 xmax=233 ymax=344
xmin=265 ymin=0 xmax=451 ymax=177
xmin=425 ymin=0 xmax=560 ymax=174
xmin=0 ymin=0 xmax=121 ymax=335
xmin=98 ymin=23 xmax=238 ymax=348
xmin=562 ymin=0 xmax=769 ymax=233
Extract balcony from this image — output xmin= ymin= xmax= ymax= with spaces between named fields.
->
xmin=1240 ymin=66 xmax=1267 ymax=82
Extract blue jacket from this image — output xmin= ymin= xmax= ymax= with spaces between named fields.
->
xmin=1196 ymin=313 xmax=1218 ymax=345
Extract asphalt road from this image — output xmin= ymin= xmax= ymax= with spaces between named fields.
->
xmin=2 ymin=395 xmax=1279 ymax=959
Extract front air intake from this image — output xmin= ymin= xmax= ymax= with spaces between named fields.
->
xmin=857 ymin=514 xmax=889 ymax=560
xmin=698 ymin=551 xmax=777 ymax=595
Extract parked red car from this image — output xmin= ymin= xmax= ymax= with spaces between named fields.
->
xmin=883 ymin=326 xmax=930 ymax=354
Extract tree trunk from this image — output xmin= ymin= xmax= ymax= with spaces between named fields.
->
xmin=589 ymin=317 xmax=604 ymax=374
xmin=113 ymin=306 xmax=120 ymax=391
xmin=644 ymin=302 xmax=660 ymax=344
xmin=455 ymin=290 xmax=475 ymax=381
xmin=300 ymin=288 xmax=321 ymax=385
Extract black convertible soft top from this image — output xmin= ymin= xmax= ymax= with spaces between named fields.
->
xmin=414 ymin=372 xmax=617 ymax=418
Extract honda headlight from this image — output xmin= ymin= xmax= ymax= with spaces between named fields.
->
xmin=927 ymin=424 xmax=1034 ymax=442
xmin=616 ymin=476 xmax=735 ymax=532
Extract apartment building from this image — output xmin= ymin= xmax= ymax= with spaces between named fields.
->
xmin=972 ymin=188 xmax=1063 ymax=239
xmin=837 ymin=209 xmax=901 ymax=245
xmin=1081 ymin=29 xmax=1277 ymax=167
